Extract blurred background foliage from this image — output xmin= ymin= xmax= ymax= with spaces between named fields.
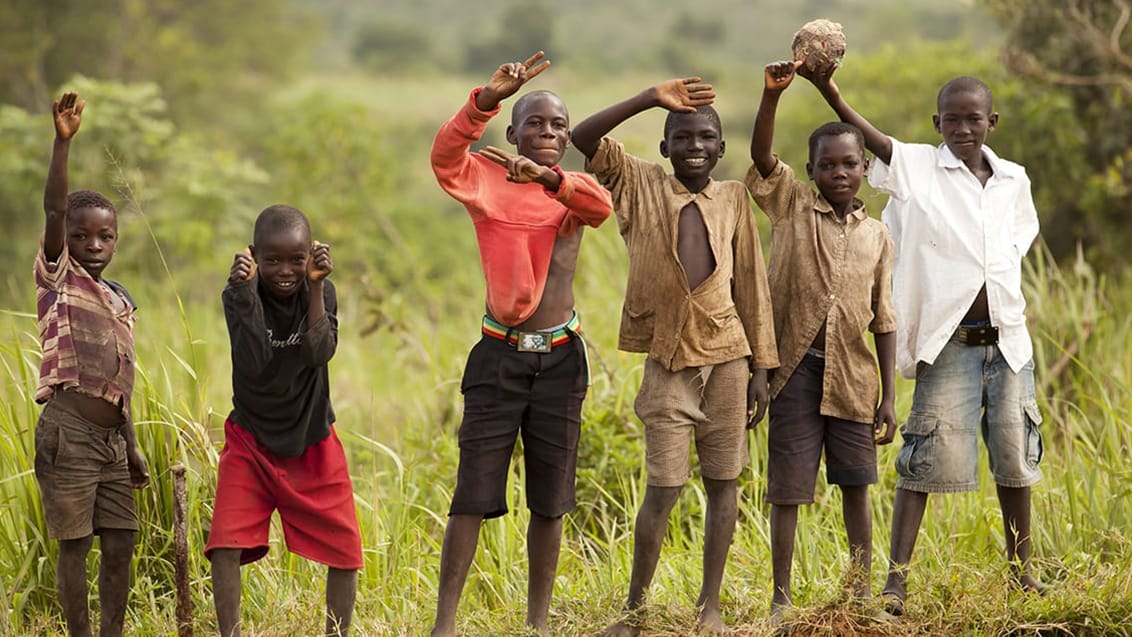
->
xmin=0 ymin=0 xmax=1126 ymax=314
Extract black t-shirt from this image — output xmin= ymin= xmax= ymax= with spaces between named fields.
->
xmin=222 ymin=276 xmax=337 ymax=458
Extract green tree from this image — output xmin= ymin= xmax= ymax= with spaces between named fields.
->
xmin=463 ymin=0 xmax=556 ymax=71
xmin=984 ymin=0 xmax=1132 ymax=265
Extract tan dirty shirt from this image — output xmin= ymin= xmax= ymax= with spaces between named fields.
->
xmin=746 ymin=159 xmax=895 ymax=423
xmin=587 ymin=137 xmax=778 ymax=372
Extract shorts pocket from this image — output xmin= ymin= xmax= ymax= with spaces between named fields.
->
xmin=894 ymin=413 xmax=939 ymax=480
xmin=1023 ymin=401 xmax=1043 ymax=466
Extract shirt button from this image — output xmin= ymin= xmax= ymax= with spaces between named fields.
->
xmin=829 ymin=294 xmax=835 ymax=299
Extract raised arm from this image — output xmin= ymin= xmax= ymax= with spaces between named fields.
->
xmin=44 ymin=92 xmax=85 ymax=262
xmin=801 ymin=66 xmax=893 ymax=164
xmin=750 ymin=61 xmax=801 ymax=177
xmin=571 ymin=77 xmax=715 ymax=159
xmin=222 ymin=249 xmax=274 ymax=376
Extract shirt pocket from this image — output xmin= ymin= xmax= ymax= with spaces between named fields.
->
xmin=71 ymin=325 xmax=120 ymax=380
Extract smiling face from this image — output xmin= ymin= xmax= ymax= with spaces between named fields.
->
xmin=660 ymin=112 xmax=724 ymax=193
xmin=506 ymin=91 xmax=570 ymax=167
xmin=806 ymin=132 xmax=866 ymax=213
xmin=66 ymin=206 xmax=118 ymax=280
xmin=251 ymin=226 xmax=311 ymax=298
xmin=933 ymin=88 xmax=997 ymax=164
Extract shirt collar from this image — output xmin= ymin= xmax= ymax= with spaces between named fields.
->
xmin=814 ymin=193 xmax=868 ymax=222
xmin=668 ymin=174 xmax=718 ymax=200
xmin=936 ymin=143 xmax=1017 ymax=180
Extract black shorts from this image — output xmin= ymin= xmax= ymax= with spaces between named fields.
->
xmin=450 ymin=334 xmax=588 ymax=519
xmin=766 ymin=351 xmax=878 ymax=505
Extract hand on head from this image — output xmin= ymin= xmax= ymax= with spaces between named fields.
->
xmin=484 ymin=50 xmax=552 ymax=103
xmin=53 ymin=92 xmax=85 ymax=140
xmin=764 ymin=60 xmax=803 ymax=92
xmin=480 ymin=145 xmax=551 ymax=184
xmin=308 ymin=240 xmax=333 ymax=282
xmin=230 ymin=248 xmax=256 ymax=282
xmin=653 ymin=77 xmax=715 ymax=113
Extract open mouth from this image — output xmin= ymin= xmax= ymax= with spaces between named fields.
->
xmin=273 ymin=280 xmax=299 ymax=291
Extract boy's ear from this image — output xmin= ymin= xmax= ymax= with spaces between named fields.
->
xmin=805 ymin=161 xmax=815 ymax=181
xmin=247 ymin=244 xmax=257 ymax=261
xmin=988 ymin=112 xmax=999 ymax=131
xmin=659 ymin=139 xmax=669 ymax=158
xmin=505 ymin=124 xmax=517 ymax=146
xmin=719 ymin=139 xmax=726 ymax=157
xmin=932 ymin=114 xmax=941 ymax=133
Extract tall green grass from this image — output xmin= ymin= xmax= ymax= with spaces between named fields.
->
xmin=1 ymin=231 xmax=1130 ymax=635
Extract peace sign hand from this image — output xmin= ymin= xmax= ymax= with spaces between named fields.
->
xmin=480 ymin=51 xmax=552 ymax=108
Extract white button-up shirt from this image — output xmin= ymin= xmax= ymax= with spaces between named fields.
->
xmin=869 ymin=138 xmax=1039 ymax=378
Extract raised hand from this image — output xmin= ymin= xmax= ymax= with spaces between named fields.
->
xmin=229 ymin=248 xmax=256 ymax=282
xmin=651 ymin=77 xmax=715 ymax=113
xmin=797 ymin=59 xmax=840 ymax=96
xmin=764 ymin=60 xmax=803 ymax=93
xmin=53 ymin=92 xmax=85 ymax=140
xmin=481 ymin=145 xmax=552 ymax=184
xmin=482 ymin=51 xmax=551 ymax=105
xmin=308 ymin=240 xmax=333 ymax=282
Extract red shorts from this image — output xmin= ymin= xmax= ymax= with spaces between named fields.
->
xmin=205 ymin=419 xmax=363 ymax=569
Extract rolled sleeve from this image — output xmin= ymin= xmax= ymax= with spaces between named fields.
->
xmin=744 ymin=158 xmax=807 ymax=225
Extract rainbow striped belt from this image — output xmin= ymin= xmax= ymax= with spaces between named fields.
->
xmin=481 ymin=313 xmax=580 ymax=352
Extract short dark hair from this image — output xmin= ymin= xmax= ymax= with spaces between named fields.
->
xmin=937 ymin=76 xmax=993 ymax=112
xmin=253 ymin=204 xmax=311 ymax=246
xmin=511 ymin=90 xmax=568 ymax=128
xmin=663 ymin=105 xmax=722 ymax=140
xmin=808 ymin=121 xmax=865 ymax=160
xmin=66 ymin=189 xmax=116 ymax=218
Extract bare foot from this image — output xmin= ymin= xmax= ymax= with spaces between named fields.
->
xmin=696 ymin=604 xmax=726 ymax=635
xmin=767 ymin=604 xmax=790 ymax=637
xmin=1015 ymin=572 xmax=1050 ymax=595
xmin=525 ymin=622 xmax=551 ymax=637
xmin=430 ymin=626 xmax=455 ymax=637
xmin=602 ymin=621 xmax=641 ymax=637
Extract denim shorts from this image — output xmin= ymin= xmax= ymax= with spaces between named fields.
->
xmin=895 ymin=339 xmax=1043 ymax=493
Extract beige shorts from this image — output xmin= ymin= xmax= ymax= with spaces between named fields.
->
xmin=33 ymin=400 xmax=137 ymax=540
xmin=634 ymin=356 xmax=750 ymax=487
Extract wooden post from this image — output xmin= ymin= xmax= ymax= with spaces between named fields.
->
xmin=172 ymin=463 xmax=193 ymax=637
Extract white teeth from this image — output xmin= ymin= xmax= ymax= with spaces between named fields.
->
xmin=685 ymin=158 xmax=706 ymax=166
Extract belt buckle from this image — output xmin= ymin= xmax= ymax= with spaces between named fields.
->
xmin=957 ymin=325 xmax=999 ymax=346
xmin=515 ymin=331 xmax=552 ymax=353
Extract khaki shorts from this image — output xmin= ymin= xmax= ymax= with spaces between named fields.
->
xmin=635 ymin=356 xmax=749 ymax=487
xmin=33 ymin=400 xmax=137 ymax=540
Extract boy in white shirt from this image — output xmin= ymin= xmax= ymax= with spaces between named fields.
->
xmin=804 ymin=69 xmax=1046 ymax=615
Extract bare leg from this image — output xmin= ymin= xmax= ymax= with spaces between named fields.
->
xmin=58 ymin=535 xmax=94 ymax=637
xmin=696 ymin=478 xmax=737 ymax=635
xmin=325 ymin=567 xmax=357 ymax=636
xmin=210 ymin=548 xmax=243 ymax=637
xmin=996 ymin=485 xmax=1045 ymax=592
xmin=840 ymin=486 xmax=871 ymax=599
xmin=602 ymin=485 xmax=682 ymax=637
xmin=97 ymin=530 xmax=135 ymax=637
xmin=769 ymin=504 xmax=798 ymax=613
xmin=526 ymin=513 xmax=563 ymax=637
xmin=881 ymin=488 xmax=928 ymax=613
xmin=431 ymin=513 xmax=484 ymax=637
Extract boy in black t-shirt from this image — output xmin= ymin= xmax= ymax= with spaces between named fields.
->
xmin=206 ymin=204 xmax=363 ymax=637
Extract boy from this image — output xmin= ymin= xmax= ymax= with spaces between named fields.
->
xmin=206 ymin=205 xmax=362 ymax=637
xmin=571 ymin=78 xmax=778 ymax=636
xmin=747 ymin=60 xmax=897 ymax=618
xmin=428 ymin=51 xmax=612 ymax=637
xmin=34 ymin=91 xmax=150 ymax=637
xmin=806 ymin=68 xmax=1046 ymax=614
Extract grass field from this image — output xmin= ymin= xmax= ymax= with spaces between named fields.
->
xmin=1 ymin=215 xmax=1131 ymax=636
